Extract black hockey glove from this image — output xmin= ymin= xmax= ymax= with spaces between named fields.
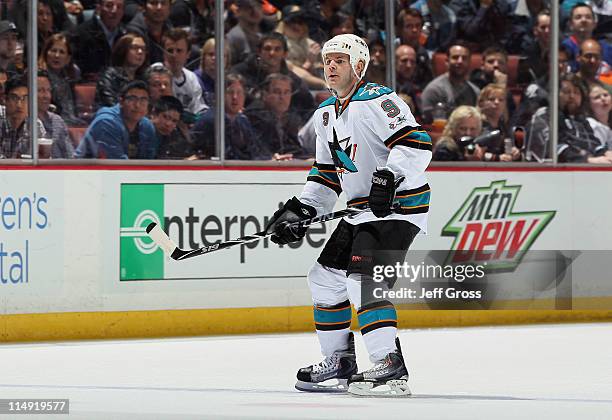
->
xmin=266 ymin=197 xmax=317 ymax=245
xmin=369 ymin=169 xmax=398 ymax=218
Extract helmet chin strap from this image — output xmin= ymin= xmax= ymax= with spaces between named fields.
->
xmin=327 ymin=67 xmax=363 ymax=102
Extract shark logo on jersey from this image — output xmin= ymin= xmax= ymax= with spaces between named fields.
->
xmin=330 ymin=128 xmax=357 ymax=175
xmin=389 ymin=115 xmax=408 ymax=129
xmin=360 ymin=83 xmax=384 ymax=97
xmin=323 ymin=111 xmax=329 ymax=126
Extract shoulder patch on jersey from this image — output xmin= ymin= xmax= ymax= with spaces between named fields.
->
xmin=353 ymin=83 xmax=393 ymax=101
xmin=318 ymin=95 xmax=336 ymax=109
xmin=322 ymin=111 xmax=329 ymax=126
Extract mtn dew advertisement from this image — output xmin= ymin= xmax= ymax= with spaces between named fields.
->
xmin=365 ymin=179 xmax=568 ymax=309
xmin=441 ymin=180 xmax=556 ymax=271
xmin=119 ymin=183 xmax=327 ymax=281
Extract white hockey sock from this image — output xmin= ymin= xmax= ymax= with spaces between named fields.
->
xmin=362 ymin=326 xmax=397 ymax=362
xmin=317 ymin=328 xmax=351 ymax=357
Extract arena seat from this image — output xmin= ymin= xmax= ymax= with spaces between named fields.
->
xmin=68 ymin=126 xmax=87 ymax=148
xmin=74 ymin=84 xmax=97 ymax=122
xmin=506 ymin=55 xmax=520 ymax=86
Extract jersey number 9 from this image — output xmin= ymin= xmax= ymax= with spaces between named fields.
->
xmin=381 ymin=99 xmax=400 ymax=118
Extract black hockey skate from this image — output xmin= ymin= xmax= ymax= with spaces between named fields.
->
xmin=347 ymin=337 xmax=411 ymax=397
xmin=295 ymin=332 xmax=358 ymax=393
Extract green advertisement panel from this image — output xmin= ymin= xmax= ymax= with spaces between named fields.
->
xmin=120 ymin=184 xmax=165 ymax=280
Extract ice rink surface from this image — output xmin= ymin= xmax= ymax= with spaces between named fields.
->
xmin=1 ymin=322 xmax=611 ymax=419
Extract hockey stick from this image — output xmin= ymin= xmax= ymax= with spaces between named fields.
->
xmin=145 ymin=206 xmax=368 ymax=261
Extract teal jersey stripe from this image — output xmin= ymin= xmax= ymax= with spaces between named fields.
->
xmin=395 ymin=190 xmax=431 ymax=208
xmin=309 ymin=166 xmax=340 ymax=184
xmin=357 ymin=307 xmax=397 ymax=328
xmin=408 ymin=130 xmax=432 ymax=144
xmin=314 ymin=306 xmax=352 ymax=324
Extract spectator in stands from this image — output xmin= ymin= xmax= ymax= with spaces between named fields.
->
xmin=410 ymin=0 xmax=458 ymax=53
xmin=477 ymin=83 xmax=520 ymax=161
xmin=151 ymin=95 xmax=195 ymax=159
xmin=123 ymin=0 xmax=144 ymax=23
xmin=470 ymin=46 xmax=509 ymax=89
xmin=127 ymin=0 xmax=173 ymax=65
xmin=365 ymin=38 xmax=386 ymax=85
xmin=341 ymin=0 xmax=386 ymax=41
xmin=194 ymin=38 xmax=230 ymax=108
xmin=192 ymin=73 xmax=268 ymax=160
xmin=558 ymin=74 xmax=612 ymax=163
xmin=526 ymin=74 xmax=612 ymax=163
xmin=512 ymin=46 xmax=571 ymax=127
xmin=226 ymin=0 xmax=264 ymax=66
xmin=577 ymin=38 xmax=612 ymax=90
xmin=231 ymin=32 xmax=315 ymax=115
xmin=11 ymin=0 xmax=73 ymax=42
xmin=13 ymin=34 xmax=24 ymax=74
xmin=586 ymin=82 xmax=612 ymax=149
xmin=449 ymin=0 xmax=513 ymax=52
xmin=517 ymin=9 xmax=550 ymax=84
xmin=278 ymin=5 xmax=324 ymax=80
xmin=0 ymin=69 xmax=7 ymax=105
xmin=72 ymin=0 xmax=127 ymax=79
xmin=245 ymin=73 xmax=310 ymax=160
xmin=432 ymin=105 xmax=484 ymax=160
xmin=562 ymin=3 xmax=612 ymax=72
xmin=469 ymin=45 xmax=516 ymax=116
xmin=421 ymin=41 xmax=480 ymax=119
xmin=38 ymin=33 xmax=84 ymax=126
xmin=396 ymin=9 xmax=433 ymax=90
xmin=169 ymin=0 xmax=214 ymax=46
xmin=37 ymin=1 xmax=56 ymax=46
xmin=145 ymin=62 xmax=173 ymax=102
xmin=396 ymin=44 xmax=418 ymax=92
xmin=328 ymin=11 xmax=357 ymax=38
xmin=143 ymin=64 xmax=193 ymax=158
xmin=277 ymin=6 xmax=326 ymax=90
xmin=504 ymin=0 xmax=548 ymax=54
xmin=157 ymin=28 xmax=207 ymax=116
xmin=65 ymin=0 xmax=86 ymax=21
xmin=37 ymin=71 xmax=75 ymax=159
xmin=95 ymin=33 xmax=148 ymax=107
xmin=395 ymin=44 xmax=423 ymax=121
xmin=0 ymin=76 xmax=46 ymax=159
xmin=0 ymin=21 xmax=20 ymax=77
xmin=75 ymin=80 xmax=157 ymax=159
xmin=301 ymin=0 xmax=343 ymax=44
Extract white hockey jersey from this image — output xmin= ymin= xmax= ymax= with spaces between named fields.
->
xmin=300 ymin=81 xmax=432 ymax=233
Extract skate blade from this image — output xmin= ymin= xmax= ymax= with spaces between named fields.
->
xmin=295 ymin=378 xmax=349 ymax=393
xmin=347 ymin=377 xmax=411 ymax=397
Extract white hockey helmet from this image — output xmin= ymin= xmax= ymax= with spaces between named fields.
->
xmin=321 ymin=34 xmax=370 ymax=80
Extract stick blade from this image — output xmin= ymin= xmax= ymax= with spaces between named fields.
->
xmin=146 ymin=222 xmax=179 ymax=257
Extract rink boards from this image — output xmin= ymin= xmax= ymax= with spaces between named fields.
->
xmin=1 ymin=164 xmax=612 ymax=341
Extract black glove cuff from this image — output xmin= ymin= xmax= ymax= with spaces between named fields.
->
xmin=285 ymin=197 xmax=317 ymax=220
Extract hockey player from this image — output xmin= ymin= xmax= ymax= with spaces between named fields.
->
xmin=265 ymin=34 xmax=432 ymax=397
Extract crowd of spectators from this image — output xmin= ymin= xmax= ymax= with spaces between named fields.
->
xmin=0 ymin=0 xmax=612 ymax=164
